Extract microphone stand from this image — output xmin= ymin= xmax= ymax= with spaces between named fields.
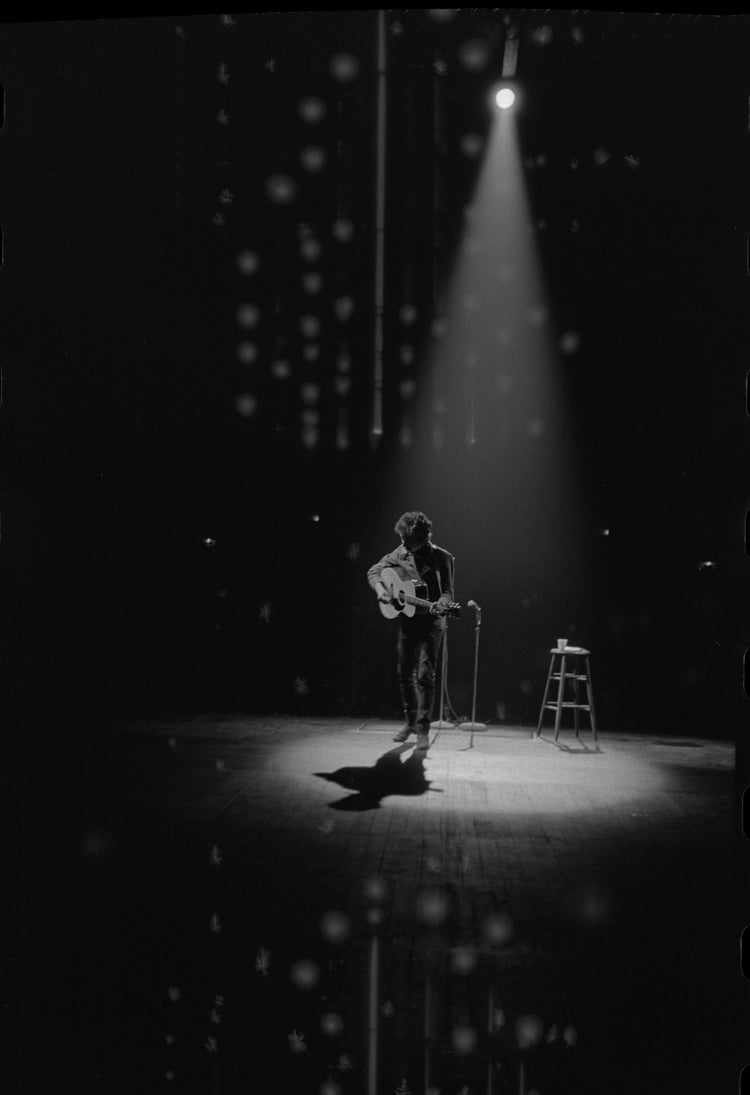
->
xmin=461 ymin=600 xmax=486 ymax=731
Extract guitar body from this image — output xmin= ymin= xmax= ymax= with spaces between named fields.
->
xmin=378 ymin=566 xmax=461 ymax=621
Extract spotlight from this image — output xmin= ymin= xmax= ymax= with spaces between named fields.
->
xmin=494 ymin=85 xmax=516 ymax=110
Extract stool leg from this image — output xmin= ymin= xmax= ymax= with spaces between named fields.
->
xmin=573 ymin=664 xmax=580 ymax=740
xmin=554 ymin=654 xmax=566 ymax=742
xmin=536 ymin=656 xmax=555 ymax=737
xmin=584 ymin=656 xmax=598 ymax=741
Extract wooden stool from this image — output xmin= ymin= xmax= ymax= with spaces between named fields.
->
xmin=535 ymin=645 xmax=598 ymax=742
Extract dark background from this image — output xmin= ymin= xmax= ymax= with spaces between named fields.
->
xmin=1 ymin=11 xmax=749 ymax=739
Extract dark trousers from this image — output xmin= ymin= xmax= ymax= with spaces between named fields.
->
xmin=396 ymin=615 xmax=446 ymax=730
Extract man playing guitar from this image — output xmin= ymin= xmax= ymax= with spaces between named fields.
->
xmin=367 ymin=511 xmax=457 ymax=750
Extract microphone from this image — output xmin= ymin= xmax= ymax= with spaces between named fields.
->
xmin=467 ymin=599 xmax=481 ymax=610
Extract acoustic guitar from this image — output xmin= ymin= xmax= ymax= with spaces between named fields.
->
xmin=378 ymin=566 xmax=461 ymax=621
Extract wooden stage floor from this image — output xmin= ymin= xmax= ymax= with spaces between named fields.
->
xmin=25 ymin=714 xmax=748 ymax=1094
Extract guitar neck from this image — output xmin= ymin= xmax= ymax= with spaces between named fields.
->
xmin=403 ymin=594 xmax=434 ymax=610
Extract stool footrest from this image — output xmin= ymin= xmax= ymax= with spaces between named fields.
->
xmin=552 ymin=673 xmax=589 ymax=681
xmin=544 ymin=702 xmax=592 ymax=711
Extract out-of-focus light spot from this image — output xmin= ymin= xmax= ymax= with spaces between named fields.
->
xmin=527 ymin=417 xmax=545 ymax=438
xmin=330 ymin=52 xmax=360 ymax=82
xmin=302 ymin=427 xmax=319 ymax=450
xmin=570 ymin=158 xmax=580 ymax=170
xmin=399 ymin=345 xmax=415 ymax=365
xmin=266 ymin=173 xmax=297 ymax=203
xmin=460 ymin=132 xmax=484 ymax=158
xmin=299 ymin=95 xmax=326 ymax=123
xmin=398 ymin=379 xmax=416 ymax=400
xmin=212 ymin=211 xmax=226 ymax=228
xmin=570 ymin=219 xmax=581 ymax=233
xmin=303 ymin=271 xmax=323 ymax=294
xmin=493 ymin=1008 xmax=506 ymax=1029
xmin=259 ymin=602 xmax=272 ymax=622
xmin=290 ymin=957 xmax=320 ymax=988
xmin=431 ymin=318 xmax=448 ymax=339
xmin=300 ymin=315 xmax=321 ymax=339
xmin=336 ymin=426 xmax=349 ymax=452
xmin=364 ymin=875 xmax=389 ymax=902
xmin=333 ymin=218 xmax=354 ymax=243
xmin=310 ymin=513 xmax=321 ymax=523
xmin=382 ymin=1000 xmax=395 ymax=1018
xmin=598 ymin=528 xmax=611 ymax=537
xmin=203 ymin=538 xmax=216 ymax=548
xmin=571 ymin=25 xmax=585 ymax=44
xmin=236 ymin=393 xmax=258 ymax=418
xmin=320 ymin=910 xmax=351 ymax=943
xmin=320 ymin=1080 xmax=343 ymax=1095
xmin=337 ymin=352 xmax=351 ymax=373
xmin=528 ymin=304 xmax=548 ymax=326
xmin=482 ymin=910 xmax=514 ymax=945
xmin=559 ymin=330 xmax=581 ymax=355
xmin=451 ymin=946 xmax=477 ymax=974
xmin=459 ymin=38 xmax=490 ymax=71
xmin=399 ymin=303 xmax=418 ymax=325
xmin=346 ymin=542 xmax=361 ymax=561
xmin=433 ymin=56 xmax=449 ymax=75
xmin=166 ymin=1070 xmax=175 ymax=1082
xmin=320 ymin=1012 xmax=345 ymax=1039
xmin=300 ymin=382 xmax=320 ymax=404
xmin=220 ymin=13 xmax=235 ymax=27
xmin=536 ymin=219 xmax=547 ymax=230
xmin=301 ymin=238 xmax=322 ymax=262
xmin=623 ymin=153 xmax=641 ymax=169
xmin=217 ymin=108 xmax=229 ymax=126
xmin=429 ymin=9 xmax=456 ymax=23
xmin=698 ymin=560 xmax=716 ymax=570
xmin=563 ymin=1024 xmax=578 ymax=1047
xmin=334 ymin=296 xmax=355 ymax=322
xmin=219 ymin=188 xmax=234 ymax=206
xmin=301 ymin=146 xmax=327 ymax=173
xmin=390 ymin=19 xmax=404 ymax=36
xmin=531 ymin=24 xmax=553 ymax=46
xmin=593 ymin=147 xmax=611 ymax=168
xmin=335 ymin=376 xmax=351 ymax=397
xmin=236 ymin=303 xmax=260 ymax=328
xmin=271 ymin=359 xmax=291 ymax=380
xmin=168 ymin=986 xmax=182 ymax=1002
xmin=495 ymin=87 xmax=515 ymax=109
xmin=217 ymin=61 xmax=230 ymax=84
xmin=565 ymin=881 xmax=616 ymax=929
xmin=79 ymin=828 xmax=115 ymax=862
xmin=399 ymin=426 xmax=413 ymax=448
xmin=217 ymin=588 xmax=228 ymax=599
xmin=520 ymin=679 xmax=533 ymax=695
xmin=366 ymin=907 xmax=385 ymax=928
xmin=210 ymin=913 xmax=222 ymax=934
xmin=452 ymin=1026 xmax=478 ymax=1055
xmin=301 ymin=409 xmax=320 ymax=426
xmin=237 ymin=342 xmax=258 ymax=365
xmin=516 ymin=1014 xmax=544 ymax=1050
xmin=417 ymin=888 xmax=450 ymax=926
xmin=303 ymin=345 xmax=320 ymax=363
xmin=546 ymin=1023 xmax=559 ymax=1043
xmin=536 ymin=154 xmax=547 ymax=167
xmin=237 ymin=250 xmax=259 ymax=275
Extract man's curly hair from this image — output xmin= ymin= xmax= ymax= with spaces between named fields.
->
xmin=394 ymin=511 xmax=433 ymax=542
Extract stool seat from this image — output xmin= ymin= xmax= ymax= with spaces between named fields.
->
xmin=536 ymin=645 xmax=598 ymax=742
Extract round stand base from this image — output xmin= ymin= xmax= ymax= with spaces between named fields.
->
xmin=430 ymin=719 xmax=454 ymax=729
xmin=461 ymin=721 xmax=487 ymax=731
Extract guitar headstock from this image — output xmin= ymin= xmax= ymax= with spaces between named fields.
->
xmin=441 ymin=602 xmax=461 ymax=619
